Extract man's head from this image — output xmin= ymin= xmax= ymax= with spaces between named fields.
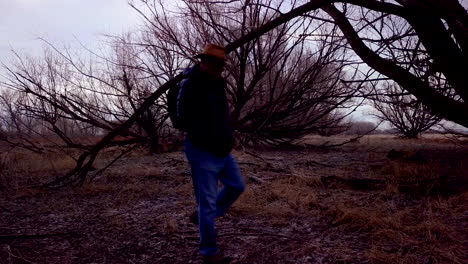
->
xmin=195 ymin=44 xmax=226 ymax=78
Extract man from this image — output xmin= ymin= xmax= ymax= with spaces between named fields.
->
xmin=178 ymin=44 xmax=245 ymax=264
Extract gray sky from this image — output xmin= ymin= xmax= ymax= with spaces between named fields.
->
xmin=0 ymin=0 xmax=398 ymax=127
xmin=1 ymin=0 xmax=466 ymax=61
xmin=0 ymin=0 xmax=141 ymax=61
xmin=1 ymin=0 xmax=466 ymax=129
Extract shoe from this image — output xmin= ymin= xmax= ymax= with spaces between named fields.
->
xmin=189 ymin=210 xmax=198 ymax=225
xmin=202 ymin=251 xmax=232 ymax=264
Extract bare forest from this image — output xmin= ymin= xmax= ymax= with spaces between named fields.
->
xmin=0 ymin=1 xmax=467 ymax=263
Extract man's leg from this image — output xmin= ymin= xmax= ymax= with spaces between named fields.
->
xmin=216 ymin=154 xmax=245 ymax=217
xmin=192 ymin=164 xmax=221 ymax=255
xmin=189 ymin=166 xmax=200 ymax=206
xmin=185 ymin=140 xmax=200 ymax=206
xmin=185 ymin=140 xmax=224 ymax=256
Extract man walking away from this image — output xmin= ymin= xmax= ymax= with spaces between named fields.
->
xmin=178 ymin=44 xmax=245 ymax=264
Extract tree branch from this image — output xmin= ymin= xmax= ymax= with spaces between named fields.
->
xmin=336 ymin=0 xmax=408 ymax=17
xmin=47 ymin=0 xmax=330 ymax=187
xmin=322 ymin=4 xmax=468 ymax=128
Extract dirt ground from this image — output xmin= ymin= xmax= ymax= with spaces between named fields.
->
xmin=1 ymin=135 xmax=467 ymax=264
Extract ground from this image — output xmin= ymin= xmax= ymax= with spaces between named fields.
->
xmin=0 ymin=135 xmax=467 ymax=264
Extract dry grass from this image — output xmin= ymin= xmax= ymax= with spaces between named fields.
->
xmin=382 ymin=162 xmax=441 ymax=182
xmin=234 ymin=136 xmax=467 ymax=263
xmin=157 ymin=213 xmax=180 ymax=235
xmin=234 ymin=169 xmax=321 ymax=224
xmin=0 ymin=150 xmax=77 ymax=195
xmin=319 ymin=179 xmax=467 ymax=264
xmin=6 ymin=151 xmax=76 ymax=172
xmin=316 ymin=189 xmax=467 ymax=263
xmin=1 ymin=135 xmax=466 ymax=263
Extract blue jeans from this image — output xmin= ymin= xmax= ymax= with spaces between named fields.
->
xmin=184 ymin=139 xmax=245 ymax=256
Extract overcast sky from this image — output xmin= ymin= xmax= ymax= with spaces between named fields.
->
xmin=2 ymin=0 xmax=466 ymax=64
xmin=1 ymin=0 xmax=466 ymax=128
xmin=0 ymin=0 xmax=141 ymax=61
xmin=2 ymin=0 xmax=466 ymax=61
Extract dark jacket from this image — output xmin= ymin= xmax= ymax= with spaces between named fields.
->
xmin=179 ymin=64 xmax=234 ymax=156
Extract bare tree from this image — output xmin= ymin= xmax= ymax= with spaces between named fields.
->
xmin=372 ymin=83 xmax=441 ymax=138
xmin=17 ymin=0 xmax=343 ymax=187
xmin=4 ymin=0 xmax=465 ymax=187
xmin=129 ymin=0 xmax=359 ymax=145
xmin=0 ymin=43 xmax=173 ymax=157
xmin=0 ymin=0 xmax=359 ymax=186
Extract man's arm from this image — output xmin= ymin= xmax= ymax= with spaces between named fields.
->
xmin=177 ymin=77 xmax=197 ymax=132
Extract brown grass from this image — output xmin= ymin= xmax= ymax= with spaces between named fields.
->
xmin=234 ymin=169 xmax=321 ymax=225
xmin=382 ymin=162 xmax=442 ymax=183
xmin=157 ymin=213 xmax=180 ymax=235
xmin=0 ymin=150 xmax=76 ymax=188
xmin=234 ymin=136 xmax=467 ymax=263
xmin=1 ymin=135 xmax=466 ymax=263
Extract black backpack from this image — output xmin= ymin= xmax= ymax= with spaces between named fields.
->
xmin=167 ymin=71 xmax=190 ymax=131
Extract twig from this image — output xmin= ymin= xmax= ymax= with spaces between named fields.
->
xmin=219 ymin=231 xmax=297 ymax=240
xmin=164 ymin=156 xmax=187 ymax=165
xmin=248 ymin=175 xmax=265 ymax=184
xmin=238 ymin=161 xmax=258 ymax=166
xmin=0 ymin=206 xmax=11 ymax=213
xmin=242 ymin=150 xmax=275 ymax=167
xmin=301 ymin=160 xmax=334 ymax=168
xmin=219 ymin=226 xmax=299 ymax=240
xmin=0 ymin=231 xmax=80 ymax=240
xmin=4 ymin=245 xmax=35 ymax=264
xmin=243 ymin=149 xmax=266 ymax=161
xmin=89 ymin=144 xmax=141 ymax=181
